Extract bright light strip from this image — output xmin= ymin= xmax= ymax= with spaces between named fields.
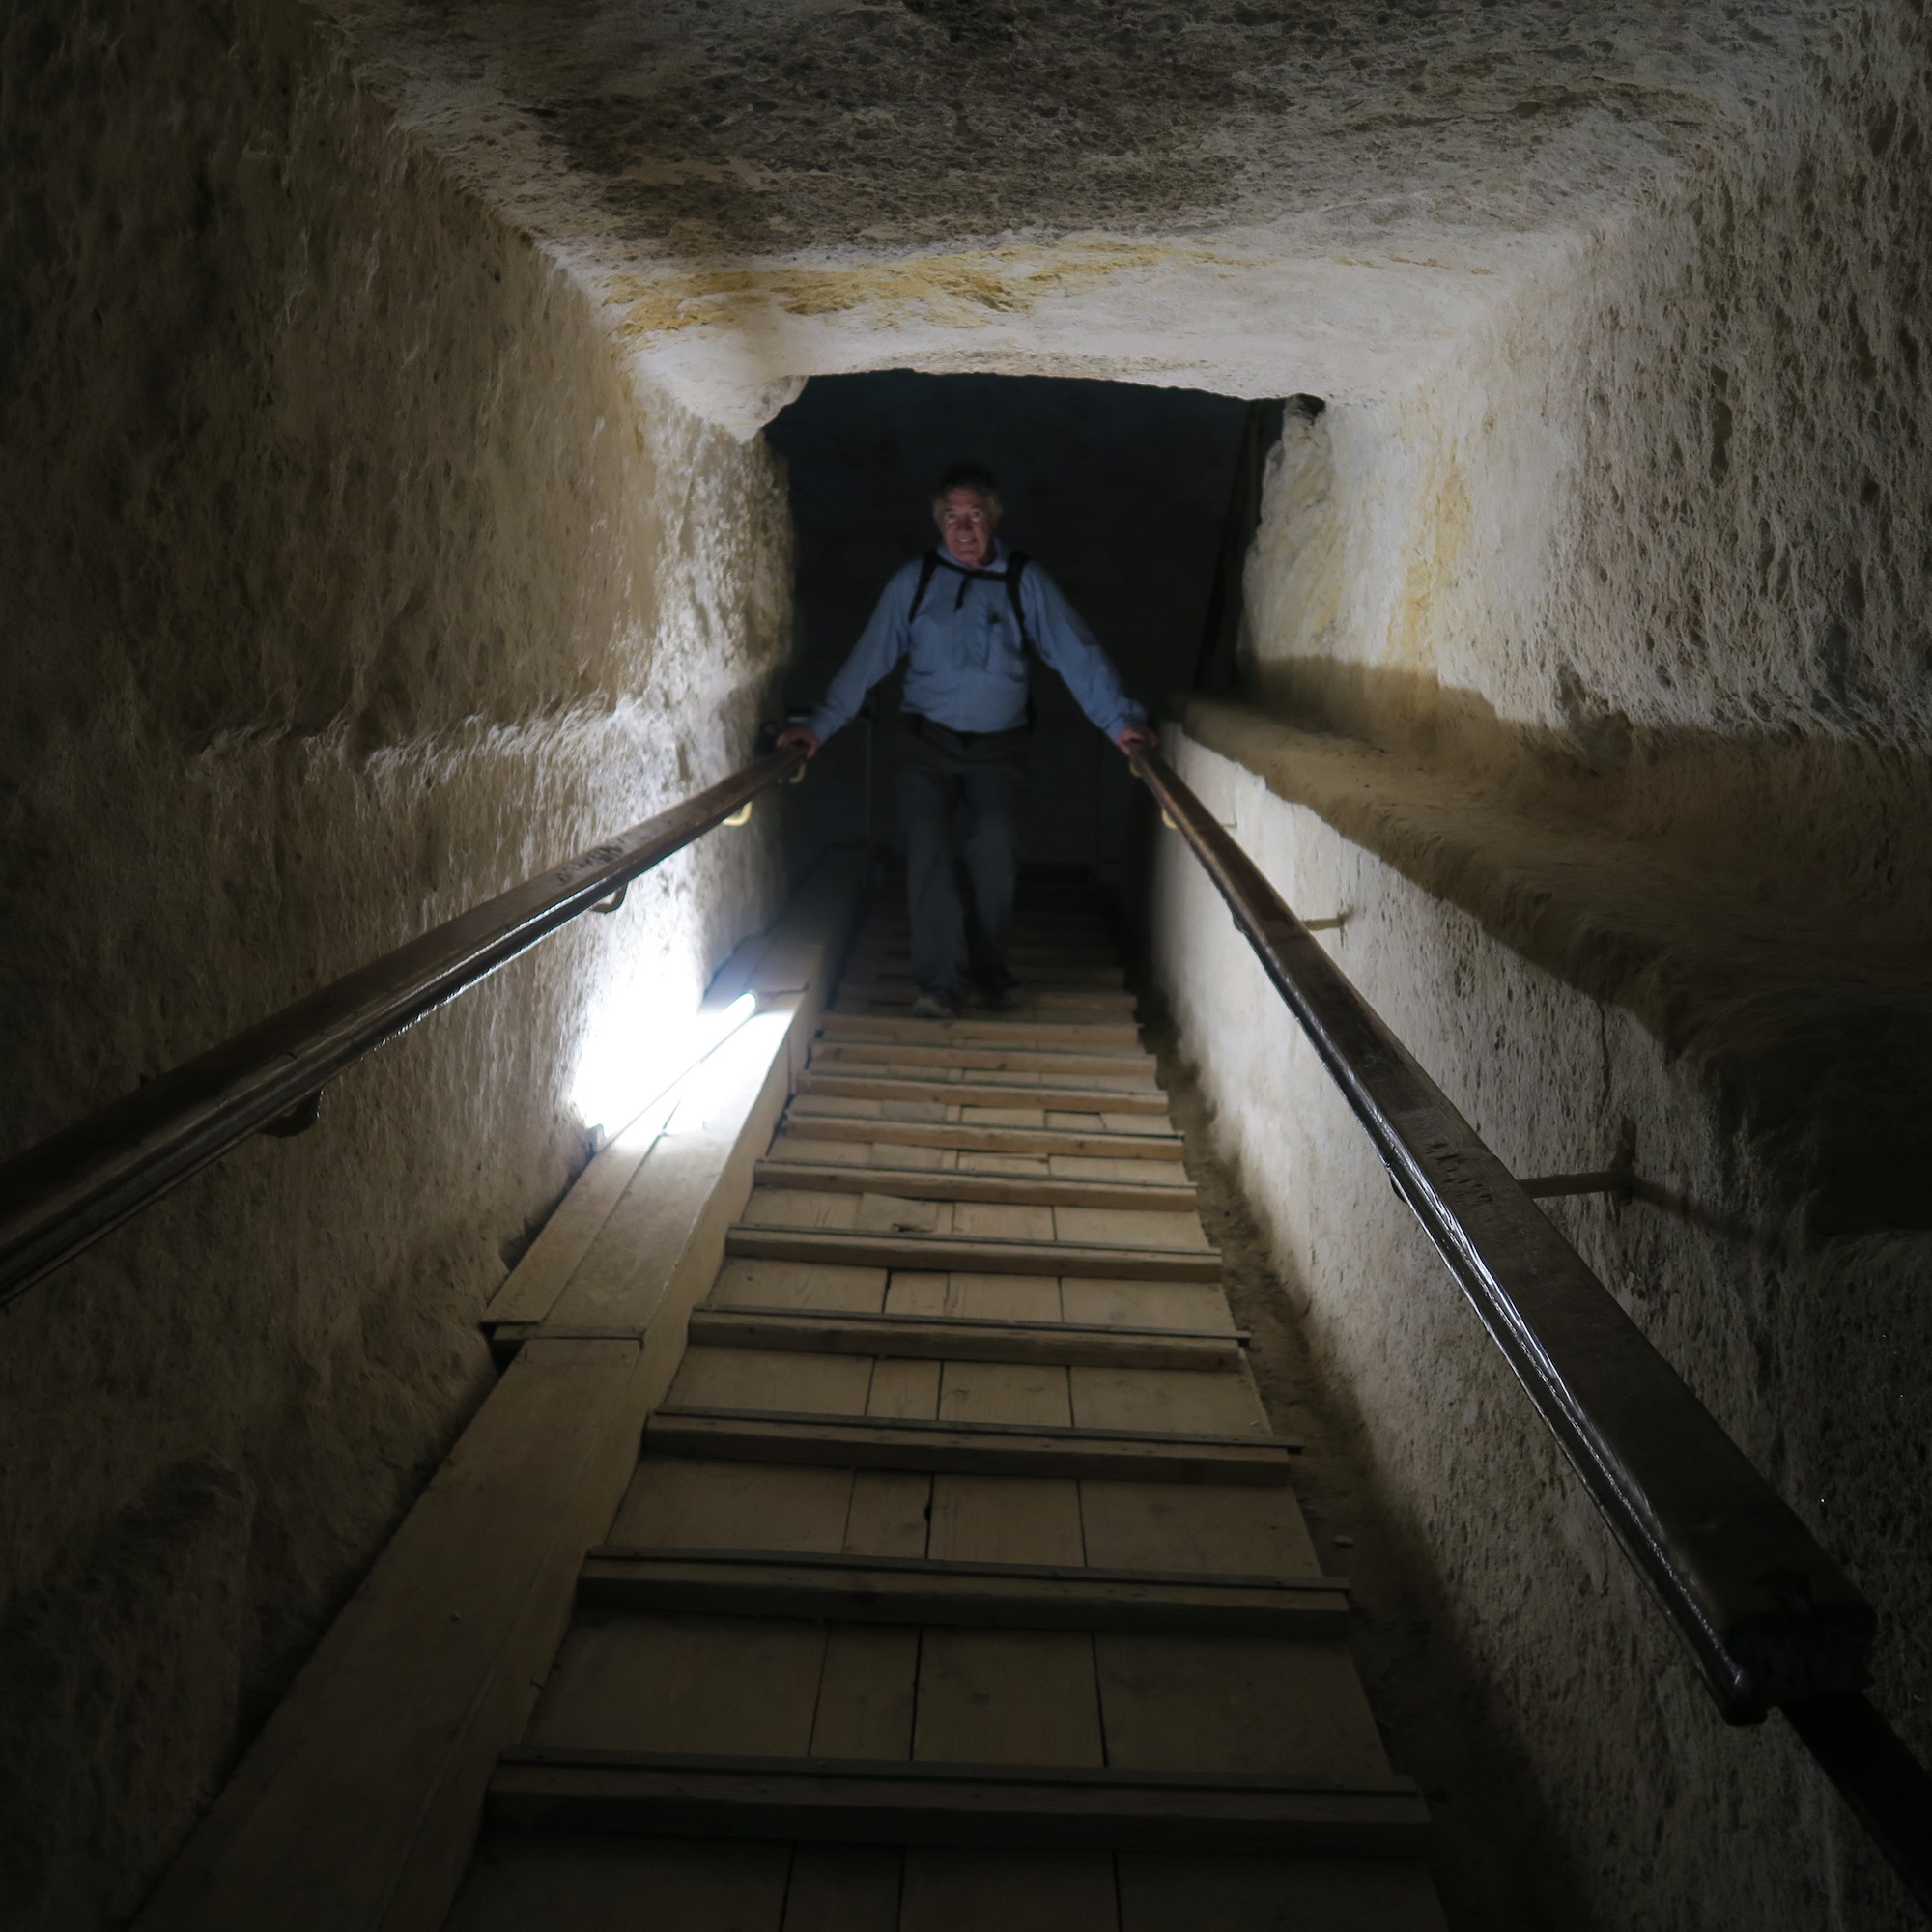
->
xmin=569 ymin=990 xmax=758 ymax=1145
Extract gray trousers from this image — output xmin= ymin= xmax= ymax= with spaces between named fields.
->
xmin=896 ymin=716 xmax=1028 ymax=998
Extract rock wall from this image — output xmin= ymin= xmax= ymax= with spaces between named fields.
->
xmin=0 ymin=4 xmax=794 ymax=1925
xmin=1153 ymin=10 xmax=1932 ymax=1927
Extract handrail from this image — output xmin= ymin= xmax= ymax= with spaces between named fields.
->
xmin=1134 ymin=748 xmax=1932 ymax=1907
xmin=0 ymin=747 xmax=806 ymax=1311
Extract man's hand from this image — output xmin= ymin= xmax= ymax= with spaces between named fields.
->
xmin=1114 ymin=724 xmax=1158 ymax=758
xmin=776 ymin=724 xmax=821 ymax=758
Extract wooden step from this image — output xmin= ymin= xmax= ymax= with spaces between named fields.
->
xmin=848 ymin=959 xmax=1128 ymax=988
xmin=687 ymin=1304 xmax=1242 ymax=1369
xmin=750 ymin=1159 xmax=1194 ymax=1209
xmin=798 ymin=1071 xmax=1169 ymax=1114
xmin=809 ymin=1040 xmax=1153 ymax=1078
xmin=724 ymin=1226 xmax=1221 ymax=1282
xmin=838 ymin=984 xmax=1137 ymax=1013
xmin=489 ymin=1748 xmax=1429 ymax=1854
xmin=646 ymin=1406 xmax=1296 ymax=1483
xmin=852 ymin=938 xmax=1120 ymax=960
xmin=778 ymin=1116 xmax=1184 ymax=1161
xmin=819 ymin=1014 xmax=1143 ymax=1051
xmin=579 ymin=1547 xmax=1349 ymax=1634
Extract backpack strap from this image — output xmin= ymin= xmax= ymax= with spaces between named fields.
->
xmin=1004 ymin=552 xmax=1034 ymax=654
xmin=905 ymin=550 xmax=943 ymax=625
xmin=910 ymin=548 xmax=1035 ymax=655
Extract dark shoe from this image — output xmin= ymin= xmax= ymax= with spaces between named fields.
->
xmin=908 ymin=989 xmax=959 ymax=1020
xmin=987 ymin=980 xmax=1028 ymax=1011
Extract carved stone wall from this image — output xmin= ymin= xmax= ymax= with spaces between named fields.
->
xmin=0 ymin=6 xmax=793 ymax=1923
xmin=1155 ymin=12 xmax=1932 ymax=1924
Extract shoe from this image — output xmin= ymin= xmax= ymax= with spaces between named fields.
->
xmin=908 ymin=990 xmax=958 ymax=1020
xmin=987 ymin=980 xmax=1028 ymax=1011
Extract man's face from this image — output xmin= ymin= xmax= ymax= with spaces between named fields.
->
xmin=936 ymin=488 xmax=998 ymax=568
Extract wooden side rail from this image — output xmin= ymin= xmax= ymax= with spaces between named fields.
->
xmin=0 ymin=748 xmax=805 ymax=1308
xmin=1133 ymin=748 xmax=1932 ymax=1910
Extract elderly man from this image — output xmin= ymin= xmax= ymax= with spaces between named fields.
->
xmin=778 ymin=461 xmax=1155 ymax=1018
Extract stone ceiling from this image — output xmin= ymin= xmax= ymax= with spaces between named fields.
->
xmin=317 ymin=0 xmax=1840 ymax=426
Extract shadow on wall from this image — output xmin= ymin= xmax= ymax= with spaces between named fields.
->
xmin=764 ymin=370 xmax=1248 ymax=877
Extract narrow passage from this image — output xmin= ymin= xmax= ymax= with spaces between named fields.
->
xmin=446 ymin=871 xmax=1445 ymax=1930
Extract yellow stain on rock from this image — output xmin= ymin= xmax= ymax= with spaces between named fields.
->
xmin=609 ymin=241 xmax=1191 ymax=339
xmin=1389 ymin=457 xmax=1474 ymax=674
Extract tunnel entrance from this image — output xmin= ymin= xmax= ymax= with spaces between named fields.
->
xmin=763 ymin=373 xmax=1252 ymax=885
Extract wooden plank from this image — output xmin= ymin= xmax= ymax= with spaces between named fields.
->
xmin=666 ymin=1345 xmax=876 ymax=1416
xmin=725 ymin=1226 xmax=1222 ymax=1283
xmin=733 ymin=1184 xmax=880 ymax=1231
xmin=949 ymin=1199 xmax=1057 ymax=1241
xmin=477 ymin=1094 xmax=675 ymax=1326
xmin=781 ymin=1846 xmax=904 ymax=1932
xmin=646 ymin=1408 xmax=1298 ymax=1485
xmin=843 ymin=1471 xmax=934 ymax=1557
xmin=526 ymin=1611 xmax=829 ymax=1755
xmin=488 ymin=1748 xmax=1432 ymax=1854
xmin=577 ymin=1548 xmax=1350 ymax=1635
xmin=928 ymin=1475 xmax=1083 ymax=1566
xmin=939 ymin=1357 xmax=1071 ymax=1428
xmin=609 ymin=1457 xmax=856 ymax=1553
xmin=1094 ymin=1634 xmax=1393 ymax=1776
xmin=541 ymin=1001 xmax=807 ymax=1338
xmin=1117 ymin=1852 xmax=1449 ymax=1932
xmin=1059 ymin=1278 xmax=1233 ymax=1330
xmin=883 ymin=1271 xmax=1063 ymax=1322
xmin=848 ymin=957 xmax=1127 ymax=987
xmin=867 ymin=1354 xmax=943 ymax=1418
xmin=809 ymin=1626 xmax=919 ymax=1758
xmin=801 ymin=1070 xmax=1168 ymax=1113
xmin=687 ymin=1305 xmax=1245 ymax=1371
xmin=134 ymin=857 xmax=868 ymax=1932
xmin=1054 ymin=1205 xmax=1210 ymax=1252
xmin=810 ymin=1041 xmax=1151 ymax=1077
xmin=901 ymin=1847 xmax=1117 ymax=1932
xmin=751 ymin=1160 xmax=1195 ymax=1209
xmin=133 ymin=1341 xmax=648 ymax=1932
xmin=766 ymin=1132 xmax=955 ymax=1173
xmin=853 ymin=967 xmax=1126 ymax=992
xmin=838 ymin=985 xmax=1136 ymax=1013
xmin=819 ymin=1015 xmax=1142 ymax=1051
xmin=444 ymin=1834 xmax=791 ymax=1932
xmin=1077 ymin=1481 xmax=1326 ymax=1578
xmin=915 ymin=1629 xmax=1103 ymax=1765
xmin=1068 ymin=1365 xmax=1270 ymax=1436
xmin=708 ymin=1258 xmax=889 ymax=1311
xmin=780 ymin=1116 xmax=1183 ymax=1162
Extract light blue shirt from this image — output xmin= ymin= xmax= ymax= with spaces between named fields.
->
xmin=805 ymin=541 xmax=1146 ymax=743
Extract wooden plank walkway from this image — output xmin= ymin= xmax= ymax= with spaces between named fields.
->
xmin=444 ymin=879 xmax=1446 ymax=1931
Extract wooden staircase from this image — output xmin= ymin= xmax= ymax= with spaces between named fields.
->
xmin=444 ymin=877 xmax=1446 ymax=1930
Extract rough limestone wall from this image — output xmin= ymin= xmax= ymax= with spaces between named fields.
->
xmin=1242 ymin=4 xmax=1932 ymax=921
xmin=0 ymin=5 xmax=793 ymax=1926
xmin=1156 ymin=10 xmax=1932 ymax=1930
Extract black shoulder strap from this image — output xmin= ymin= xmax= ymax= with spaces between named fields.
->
xmin=1005 ymin=552 xmax=1034 ymax=653
xmin=906 ymin=550 xmax=942 ymax=624
xmin=909 ymin=549 xmax=1035 ymax=653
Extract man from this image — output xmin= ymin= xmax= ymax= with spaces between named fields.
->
xmin=778 ymin=462 xmax=1156 ymax=1018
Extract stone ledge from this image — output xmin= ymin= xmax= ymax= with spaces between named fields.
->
xmin=1181 ymin=698 xmax=1932 ymax=1236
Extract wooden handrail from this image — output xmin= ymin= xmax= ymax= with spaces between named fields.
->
xmin=0 ymin=747 xmax=806 ymax=1309
xmin=1134 ymin=749 xmax=1932 ymax=1908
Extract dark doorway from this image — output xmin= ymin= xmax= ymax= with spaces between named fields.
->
xmin=765 ymin=371 xmax=1248 ymax=884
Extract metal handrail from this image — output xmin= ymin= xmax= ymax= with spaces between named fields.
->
xmin=0 ymin=747 xmax=806 ymax=1310
xmin=1134 ymin=748 xmax=1932 ymax=1908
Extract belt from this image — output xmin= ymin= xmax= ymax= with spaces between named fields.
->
xmin=902 ymin=712 xmax=1031 ymax=750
